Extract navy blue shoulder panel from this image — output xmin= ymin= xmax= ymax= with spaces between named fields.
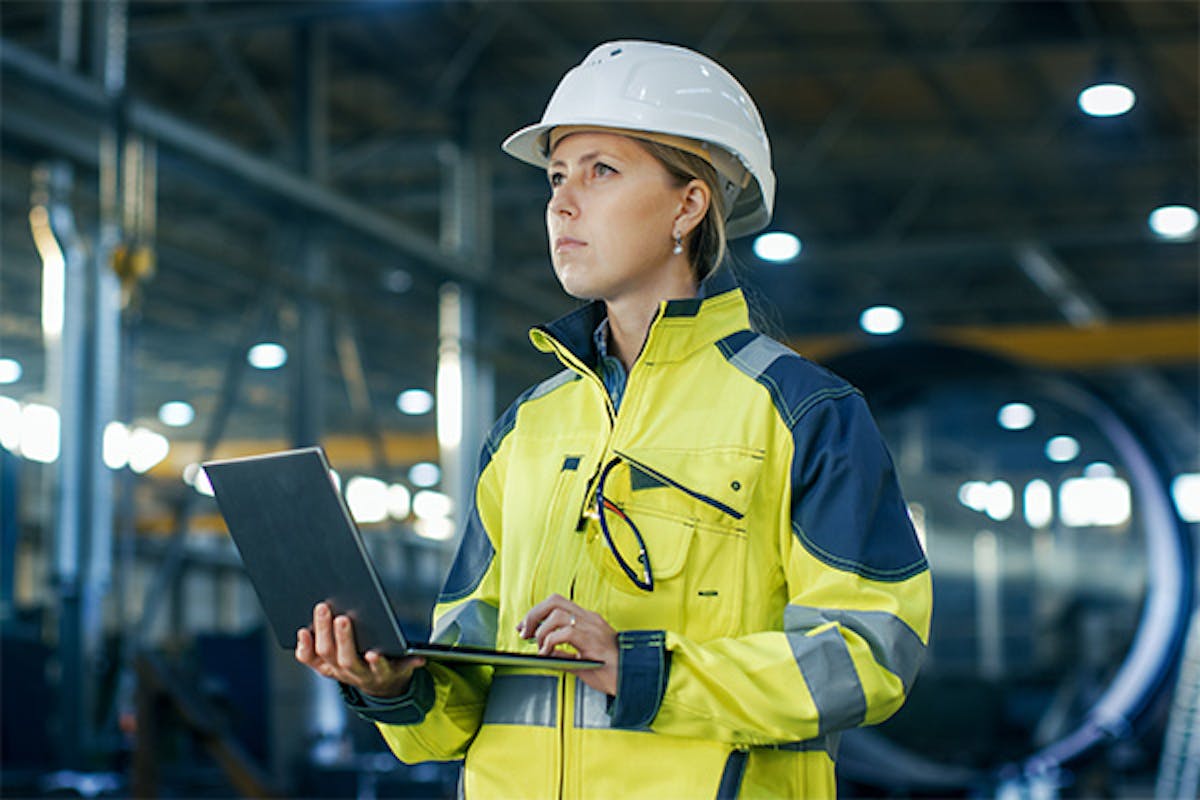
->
xmin=715 ymin=332 xmax=928 ymax=582
xmin=439 ymin=369 xmax=582 ymax=602
xmin=715 ymin=332 xmax=855 ymax=426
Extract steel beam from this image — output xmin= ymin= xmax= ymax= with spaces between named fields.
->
xmin=185 ymin=0 xmax=290 ymax=149
xmin=430 ymin=5 xmax=509 ymax=108
xmin=792 ymin=315 xmax=1200 ymax=369
xmin=1013 ymin=243 xmax=1198 ymax=465
xmin=128 ymin=0 xmax=389 ymax=43
xmin=0 ymin=38 xmax=496 ymax=296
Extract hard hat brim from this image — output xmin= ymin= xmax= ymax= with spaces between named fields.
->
xmin=502 ymin=121 xmax=771 ymax=239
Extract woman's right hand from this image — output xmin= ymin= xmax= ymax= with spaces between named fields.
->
xmin=294 ymin=602 xmax=425 ymax=699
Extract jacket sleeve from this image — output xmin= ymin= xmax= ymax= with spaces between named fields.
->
xmin=608 ymin=391 xmax=933 ymax=746
xmin=354 ymin=421 xmax=510 ymax=763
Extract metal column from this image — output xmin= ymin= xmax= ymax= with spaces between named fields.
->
xmin=46 ymin=0 xmax=128 ymax=767
xmin=86 ymin=0 xmax=127 ymax=702
xmin=288 ymin=22 xmax=329 ymax=450
xmin=437 ymin=140 xmax=495 ymax=538
xmin=274 ymin=21 xmax=338 ymax=789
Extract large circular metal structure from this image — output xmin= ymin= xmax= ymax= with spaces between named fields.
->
xmin=824 ymin=342 xmax=1194 ymax=793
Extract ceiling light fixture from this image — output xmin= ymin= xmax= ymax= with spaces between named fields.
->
xmin=397 ymin=388 xmax=434 ymax=415
xmin=408 ymin=462 xmax=441 ymax=488
xmin=1078 ymin=82 xmax=1136 ymax=117
xmin=158 ymin=400 xmax=195 ymax=427
xmin=1148 ymin=205 xmax=1198 ymax=240
xmin=752 ymin=231 xmax=802 ymax=263
xmin=997 ymin=402 xmax=1036 ymax=431
xmin=859 ymin=305 xmax=904 ymax=336
xmin=1046 ymin=435 xmax=1080 ymax=463
xmin=247 ymin=342 xmax=287 ymax=370
xmin=0 ymin=359 xmax=22 ymax=384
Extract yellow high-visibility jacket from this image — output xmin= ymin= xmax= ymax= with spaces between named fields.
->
xmin=344 ymin=271 xmax=932 ymax=798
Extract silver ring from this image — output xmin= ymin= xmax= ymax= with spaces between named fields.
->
xmin=569 ymin=615 xmax=577 ymax=627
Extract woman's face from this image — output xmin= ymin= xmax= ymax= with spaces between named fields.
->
xmin=546 ymin=132 xmax=687 ymax=303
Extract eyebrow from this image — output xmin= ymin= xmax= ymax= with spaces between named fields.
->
xmin=547 ymin=151 xmax=609 ymax=170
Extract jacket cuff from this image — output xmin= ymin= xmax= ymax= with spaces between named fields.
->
xmin=339 ymin=667 xmax=435 ymax=725
xmin=607 ymin=630 xmax=669 ymax=729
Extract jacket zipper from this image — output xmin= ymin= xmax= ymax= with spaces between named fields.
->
xmin=556 ymin=573 xmax=581 ymax=799
xmin=539 ymin=332 xmax=616 ymax=424
xmin=556 ymin=674 xmax=568 ymax=799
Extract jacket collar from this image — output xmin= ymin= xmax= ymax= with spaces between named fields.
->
xmin=530 ymin=268 xmax=750 ymax=368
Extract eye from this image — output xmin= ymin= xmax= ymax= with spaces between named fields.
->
xmin=593 ymin=162 xmax=617 ymax=177
xmin=548 ymin=171 xmax=565 ymax=188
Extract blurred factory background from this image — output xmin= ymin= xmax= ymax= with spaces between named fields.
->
xmin=0 ymin=1 xmax=1197 ymax=797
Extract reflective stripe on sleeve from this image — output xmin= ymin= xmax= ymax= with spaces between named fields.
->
xmin=785 ymin=605 xmax=926 ymax=692
xmin=786 ymin=626 xmax=868 ymax=735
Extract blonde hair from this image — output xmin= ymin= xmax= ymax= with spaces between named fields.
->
xmin=635 ymin=139 xmax=729 ymax=282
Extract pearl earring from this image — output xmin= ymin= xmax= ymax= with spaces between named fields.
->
xmin=672 ymin=233 xmax=683 ymax=255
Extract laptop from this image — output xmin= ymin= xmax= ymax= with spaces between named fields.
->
xmin=202 ymin=446 xmax=600 ymax=671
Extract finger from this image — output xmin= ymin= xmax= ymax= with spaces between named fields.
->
xmin=366 ymin=651 xmax=425 ymax=678
xmin=295 ymin=627 xmax=314 ymax=665
xmin=295 ymin=627 xmax=344 ymax=680
xmin=538 ymin=625 xmax=577 ymax=657
xmin=535 ymin=608 xmax=578 ymax=649
xmin=313 ymin=603 xmax=336 ymax=660
xmin=334 ymin=615 xmax=366 ymax=672
xmin=519 ymin=593 xmax=569 ymax=638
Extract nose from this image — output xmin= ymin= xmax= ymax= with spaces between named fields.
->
xmin=547 ymin=180 xmax=578 ymax=218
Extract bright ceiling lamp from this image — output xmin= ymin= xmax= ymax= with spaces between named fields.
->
xmin=128 ymin=428 xmax=170 ymax=474
xmin=345 ymin=476 xmax=389 ymax=524
xmin=1172 ymin=474 xmax=1200 ymax=523
xmin=1061 ymin=476 xmax=1132 ymax=527
xmin=414 ymin=517 xmax=456 ymax=541
xmin=859 ymin=305 xmax=904 ymax=336
xmin=413 ymin=490 xmax=453 ymax=520
xmin=396 ymin=388 xmax=434 ymax=415
xmin=997 ymin=402 xmax=1036 ymax=431
xmin=0 ymin=396 xmax=22 ymax=452
xmin=1024 ymin=479 xmax=1053 ymax=528
xmin=158 ymin=400 xmax=195 ymax=427
xmin=1046 ymin=434 xmax=1080 ymax=463
xmin=247 ymin=342 xmax=287 ymax=370
xmin=408 ymin=462 xmax=440 ymax=488
xmin=103 ymin=422 xmax=130 ymax=469
xmin=1148 ymin=205 xmax=1198 ymax=240
xmin=958 ymin=479 xmax=1013 ymax=521
xmin=387 ymin=483 xmax=411 ymax=520
xmin=1078 ymin=82 xmax=1136 ymax=117
xmin=0 ymin=359 xmax=21 ymax=384
xmin=752 ymin=231 xmax=802 ymax=263
xmin=21 ymin=403 xmax=60 ymax=463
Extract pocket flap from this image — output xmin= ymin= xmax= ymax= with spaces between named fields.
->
xmin=616 ymin=446 xmax=765 ymax=521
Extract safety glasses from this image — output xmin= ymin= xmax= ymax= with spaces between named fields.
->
xmin=594 ymin=456 xmax=654 ymax=592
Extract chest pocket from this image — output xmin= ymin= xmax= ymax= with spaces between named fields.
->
xmin=583 ymin=446 xmax=764 ymax=641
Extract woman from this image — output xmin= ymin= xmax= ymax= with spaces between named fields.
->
xmin=297 ymin=40 xmax=932 ymax=798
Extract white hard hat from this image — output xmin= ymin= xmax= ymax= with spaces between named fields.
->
xmin=502 ymin=40 xmax=775 ymax=239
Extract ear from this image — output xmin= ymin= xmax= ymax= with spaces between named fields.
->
xmin=675 ymin=179 xmax=711 ymax=239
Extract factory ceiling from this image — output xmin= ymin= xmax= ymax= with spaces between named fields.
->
xmin=0 ymin=0 xmax=1196 ymax=484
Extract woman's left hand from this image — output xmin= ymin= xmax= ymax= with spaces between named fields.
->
xmin=518 ymin=593 xmax=618 ymax=696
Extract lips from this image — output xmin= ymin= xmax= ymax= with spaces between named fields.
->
xmin=554 ymin=236 xmax=586 ymax=251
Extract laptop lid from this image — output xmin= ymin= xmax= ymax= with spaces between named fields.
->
xmin=203 ymin=447 xmax=599 ymax=671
